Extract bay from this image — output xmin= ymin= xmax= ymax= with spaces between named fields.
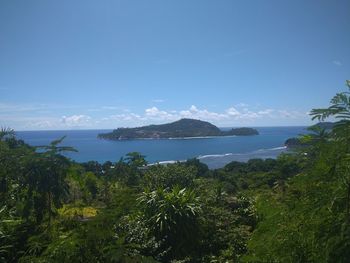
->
xmin=16 ymin=126 xmax=307 ymax=169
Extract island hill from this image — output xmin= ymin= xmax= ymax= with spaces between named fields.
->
xmin=98 ymin=118 xmax=259 ymax=140
xmin=284 ymin=122 xmax=335 ymax=148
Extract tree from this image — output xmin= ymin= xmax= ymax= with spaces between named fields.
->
xmin=125 ymin=152 xmax=147 ymax=168
xmin=138 ymin=187 xmax=201 ymax=261
xmin=310 ymin=80 xmax=350 ymax=145
xmin=143 ymin=163 xmax=196 ymax=190
xmin=185 ymin=158 xmax=209 ymax=177
xmin=310 ymin=80 xmax=350 ymax=220
xmin=244 ymin=80 xmax=350 ymax=262
xmin=24 ymin=137 xmax=77 ymax=225
xmin=84 ymin=172 xmax=99 ymax=201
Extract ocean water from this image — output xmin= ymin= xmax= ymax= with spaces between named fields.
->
xmin=16 ymin=126 xmax=307 ymax=169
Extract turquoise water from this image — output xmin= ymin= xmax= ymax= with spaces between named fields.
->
xmin=16 ymin=127 xmax=307 ymax=169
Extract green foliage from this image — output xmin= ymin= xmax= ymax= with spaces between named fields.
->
xmin=227 ymin=127 xmax=259 ymax=136
xmin=310 ymin=80 xmax=350 ymax=122
xmin=311 ymin=80 xmax=350 ymax=147
xmin=184 ymin=158 xmax=210 ymax=177
xmin=3 ymin=81 xmax=350 ymax=262
xmin=23 ymin=139 xmax=75 ymax=225
xmin=58 ymin=205 xmax=97 ymax=219
xmin=84 ymin=172 xmax=99 ymax=200
xmin=143 ymin=164 xmax=196 ymax=190
xmin=243 ymin=80 xmax=350 ymax=262
xmin=138 ymin=187 xmax=201 ymax=261
xmin=0 ymin=127 xmax=15 ymax=141
xmin=81 ymin=161 xmax=103 ymax=176
xmin=199 ymin=193 xmax=256 ymax=262
xmin=98 ymin=118 xmax=258 ymax=140
xmin=106 ymin=158 xmax=141 ymax=187
xmin=125 ymin=152 xmax=148 ymax=168
xmin=98 ymin=118 xmax=223 ymax=139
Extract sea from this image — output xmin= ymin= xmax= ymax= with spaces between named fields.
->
xmin=16 ymin=126 xmax=307 ymax=169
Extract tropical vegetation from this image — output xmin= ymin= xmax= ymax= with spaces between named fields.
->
xmin=1 ymin=80 xmax=350 ymax=262
xmin=98 ymin=118 xmax=258 ymax=140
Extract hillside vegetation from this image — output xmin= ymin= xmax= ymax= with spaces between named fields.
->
xmin=98 ymin=118 xmax=259 ymax=140
xmin=1 ymin=81 xmax=350 ymax=262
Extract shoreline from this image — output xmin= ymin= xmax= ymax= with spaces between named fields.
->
xmin=148 ymin=146 xmax=288 ymax=169
xmin=98 ymin=134 xmax=242 ymax=141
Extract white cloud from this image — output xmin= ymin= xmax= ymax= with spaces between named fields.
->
xmin=29 ymin=120 xmax=57 ymax=129
xmin=61 ymin=115 xmax=91 ymax=127
xmin=179 ymin=105 xmax=227 ymax=121
xmin=145 ymin=107 xmax=162 ymax=116
xmin=145 ymin=107 xmax=175 ymax=120
xmin=257 ymin=109 xmax=274 ymax=115
xmin=277 ymin=110 xmax=308 ymax=119
xmin=235 ymin=103 xmax=249 ymax=108
xmin=190 ymin=106 xmax=300 ymax=123
xmin=99 ymin=105 xmax=309 ymax=127
xmin=333 ymin=60 xmax=342 ymax=66
xmin=226 ymin=107 xmax=240 ymax=116
xmin=0 ymin=102 xmax=311 ymax=130
xmin=0 ymin=115 xmax=63 ymax=130
xmin=107 ymin=113 xmax=142 ymax=122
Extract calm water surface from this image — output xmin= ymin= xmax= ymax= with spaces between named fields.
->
xmin=16 ymin=126 xmax=307 ymax=169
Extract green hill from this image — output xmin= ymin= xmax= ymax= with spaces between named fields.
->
xmin=98 ymin=118 xmax=259 ymax=140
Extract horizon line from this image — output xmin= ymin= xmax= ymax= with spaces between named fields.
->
xmin=14 ymin=124 xmax=312 ymax=132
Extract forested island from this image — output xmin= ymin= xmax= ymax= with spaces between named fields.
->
xmin=1 ymin=83 xmax=350 ymax=262
xmin=98 ymin=118 xmax=259 ymax=140
xmin=284 ymin=122 xmax=335 ymax=148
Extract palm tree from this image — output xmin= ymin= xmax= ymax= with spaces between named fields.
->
xmin=0 ymin=127 xmax=14 ymax=141
xmin=310 ymin=80 xmax=350 ymax=144
xmin=310 ymin=80 xmax=350 ymax=221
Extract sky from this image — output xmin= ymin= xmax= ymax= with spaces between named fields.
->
xmin=0 ymin=0 xmax=349 ymax=130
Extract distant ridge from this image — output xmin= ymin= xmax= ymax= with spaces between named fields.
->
xmin=98 ymin=118 xmax=259 ymax=140
xmin=310 ymin=121 xmax=335 ymax=130
xmin=284 ymin=122 xmax=335 ymax=148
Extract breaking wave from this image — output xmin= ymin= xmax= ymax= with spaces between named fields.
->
xmin=148 ymin=146 xmax=288 ymax=169
xmin=198 ymin=146 xmax=287 ymax=160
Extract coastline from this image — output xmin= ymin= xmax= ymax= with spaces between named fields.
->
xmin=98 ymin=134 xmax=239 ymax=141
xmin=148 ymin=145 xmax=288 ymax=169
xmin=16 ymin=127 xmax=303 ymax=167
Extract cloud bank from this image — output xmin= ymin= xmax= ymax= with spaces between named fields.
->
xmin=0 ymin=102 xmax=311 ymax=130
xmin=101 ymin=105 xmax=309 ymax=128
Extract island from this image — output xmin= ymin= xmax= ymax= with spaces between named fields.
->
xmin=284 ymin=122 xmax=335 ymax=148
xmin=310 ymin=121 xmax=335 ymax=130
xmin=98 ymin=118 xmax=259 ymax=140
xmin=284 ymin=137 xmax=304 ymax=148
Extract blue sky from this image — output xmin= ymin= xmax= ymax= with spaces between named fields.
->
xmin=0 ymin=0 xmax=349 ymax=130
